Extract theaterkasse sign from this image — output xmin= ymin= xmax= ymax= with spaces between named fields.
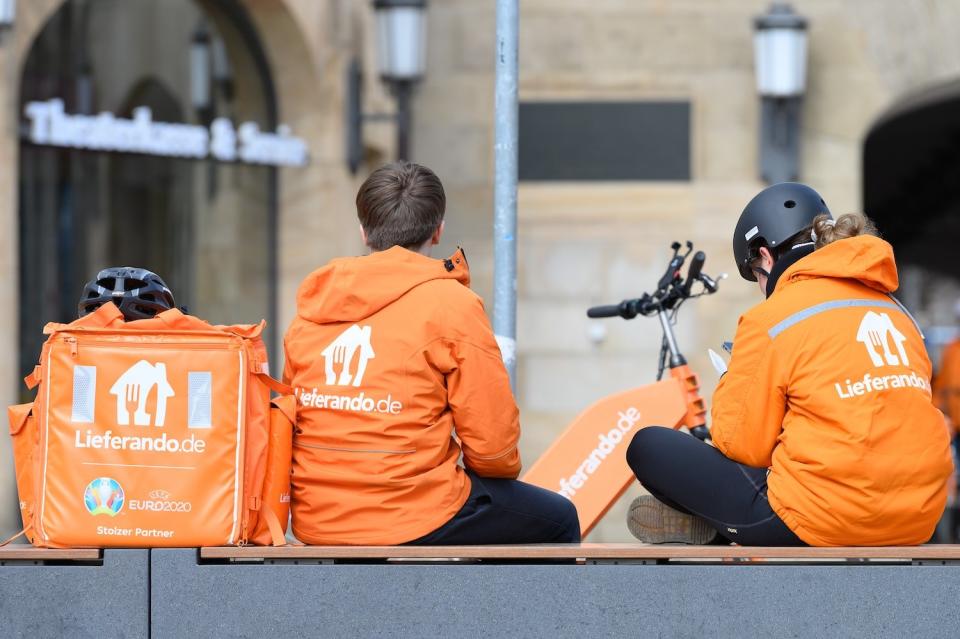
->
xmin=24 ymin=98 xmax=308 ymax=167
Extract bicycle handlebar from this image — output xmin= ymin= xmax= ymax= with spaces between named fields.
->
xmin=586 ymin=304 xmax=624 ymax=319
xmin=585 ymin=242 xmax=717 ymax=442
xmin=586 ymin=298 xmax=652 ymax=319
xmin=586 ymin=242 xmax=719 ymax=321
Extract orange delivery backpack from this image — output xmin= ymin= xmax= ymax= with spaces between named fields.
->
xmin=6 ymin=303 xmax=295 ymax=548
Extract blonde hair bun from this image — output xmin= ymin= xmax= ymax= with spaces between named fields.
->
xmin=811 ymin=213 xmax=878 ymax=249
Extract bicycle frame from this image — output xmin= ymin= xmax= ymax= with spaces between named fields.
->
xmin=522 ymin=242 xmax=718 ymax=537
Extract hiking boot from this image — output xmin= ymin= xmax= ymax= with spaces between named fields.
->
xmin=627 ymin=494 xmax=718 ymax=544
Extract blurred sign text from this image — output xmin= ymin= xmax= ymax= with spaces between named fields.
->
xmin=24 ymin=99 xmax=308 ymax=167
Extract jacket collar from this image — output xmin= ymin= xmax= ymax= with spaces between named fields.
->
xmin=766 ymin=243 xmax=816 ymax=298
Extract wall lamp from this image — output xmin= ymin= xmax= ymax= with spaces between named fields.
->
xmin=347 ymin=0 xmax=428 ymax=174
xmin=190 ymin=22 xmax=212 ymax=118
xmin=0 ymin=0 xmax=15 ymax=43
xmin=0 ymin=0 xmax=14 ymax=30
xmin=753 ymin=2 xmax=808 ymax=184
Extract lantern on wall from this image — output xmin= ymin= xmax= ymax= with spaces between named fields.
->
xmin=347 ymin=0 xmax=429 ymax=173
xmin=753 ymin=2 xmax=809 ymax=183
xmin=190 ymin=23 xmax=212 ymax=115
xmin=0 ymin=0 xmax=15 ymax=30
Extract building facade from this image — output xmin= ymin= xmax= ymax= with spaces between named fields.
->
xmin=2 ymin=0 xmax=959 ymax=541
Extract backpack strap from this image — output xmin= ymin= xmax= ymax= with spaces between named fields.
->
xmin=0 ymin=523 xmax=31 ymax=547
xmin=256 ymin=372 xmax=294 ymax=396
xmin=260 ymin=508 xmax=288 ymax=547
xmin=249 ymin=351 xmax=294 ymax=396
xmin=24 ymin=366 xmax=41 ymax=390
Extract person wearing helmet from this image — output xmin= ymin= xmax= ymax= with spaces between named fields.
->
xmin=78 ymin=267 xmax=177 ymax=321
xmin=626 ymin=182 xmax=953 ymax=546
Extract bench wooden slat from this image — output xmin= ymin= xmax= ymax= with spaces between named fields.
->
xmin=0 ymin=548 xmax=102 ymax=561
xmin=200 ymin=543 xmax=960 ymax=561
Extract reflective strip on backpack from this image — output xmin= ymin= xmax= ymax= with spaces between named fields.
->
xmin=188 ymin=372 xmax=213 ymax=429
xmin=70 ymin=365 xmax=97 ymax=423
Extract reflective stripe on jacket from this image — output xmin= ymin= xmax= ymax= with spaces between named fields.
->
xmin=283 ymin=247 xmax=520 ymax=545
xmin=711 ymin=235 xmax=953 ymax=546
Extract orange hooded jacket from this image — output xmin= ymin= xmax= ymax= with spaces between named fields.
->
xmin=934 ymin=340 xmax=960 ymax=434
xmin=283 ymin=247 xmax=521 ymax=545
xmin=711 ymin=235 xmax=953 ymax=546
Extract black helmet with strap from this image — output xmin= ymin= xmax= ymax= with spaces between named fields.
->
xmin=733 ymin=182 xmax=832 ymax=281
xmin=78 ymin=267 xmax=176 ymax=321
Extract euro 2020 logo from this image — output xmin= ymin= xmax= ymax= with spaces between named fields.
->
xmin=83 ymin=477 xmax=125 ymax=517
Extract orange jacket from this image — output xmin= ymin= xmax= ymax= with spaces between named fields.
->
xmin=934 ymin=340 xmax=960 ymax=434
xmin=283 ymin=247 xmax=521 ymax=545
xmin=711 ymin=235 xmax=953 ymax=546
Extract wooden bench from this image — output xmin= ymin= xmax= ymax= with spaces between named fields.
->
xmin=0 ymin=546 xmax=102 ymax=565
xmin=200 ymin=542 xmax=960 ymax=564
xmin=8 ymin=542 xmax=960 ymax=563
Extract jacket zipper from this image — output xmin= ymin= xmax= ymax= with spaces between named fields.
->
xmin=62 ymin=336 xmax=240 ymax=357
xmin=37 ymin=345 xmax=55 ymax=542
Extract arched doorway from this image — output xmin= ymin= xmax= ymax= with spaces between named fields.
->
xmin=863 ymin=79 xmax=960 ymax=274
xmin=863 ymin=78 xmax=960 ymax=353
xmin=17 ymin=0 xmax=280 ymax=385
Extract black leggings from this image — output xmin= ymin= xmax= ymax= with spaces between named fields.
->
xmin=626 ymin=426 xmax=805 ymax=546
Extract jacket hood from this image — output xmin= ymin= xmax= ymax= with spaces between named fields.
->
xmin=775 ymin=235 xmax=899 ymax=295
xmin=296 ymin=246 xmax=470 ymax=324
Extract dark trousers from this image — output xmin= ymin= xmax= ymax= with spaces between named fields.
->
xmin=626 ymin=426 xmax=805 ymax=546
xmin=407 ymin=471 xmax=581 ymax=545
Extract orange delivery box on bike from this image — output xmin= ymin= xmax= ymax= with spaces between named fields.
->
xmin=7 ymin=303 xmax=295 ymax=548
xmin=523 ymin=243 xmax=718 ymax=536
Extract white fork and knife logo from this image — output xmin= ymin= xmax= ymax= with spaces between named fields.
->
xmin=855 ymin=311 xmax=909 ymax=368
xmin=109 ymin=361 xmax=175 ymax=426
xmin=321 ymin=325 xmax=376 ymax=387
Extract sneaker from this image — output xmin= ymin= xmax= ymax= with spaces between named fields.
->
xmin=627 ymin=494 xmax=718 ymax=544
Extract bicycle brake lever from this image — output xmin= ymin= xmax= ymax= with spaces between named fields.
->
xmin=699 ymin=272 xmax=726 ymax=294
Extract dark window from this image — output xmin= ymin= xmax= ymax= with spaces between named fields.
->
xmin=519 ymin=101 xmax=691 ymax=181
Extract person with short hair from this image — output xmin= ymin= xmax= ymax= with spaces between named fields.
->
xmin=284 ymin=161 xmax=580 ymax=545
xmin=626 ymin=182 xmax=953 ymax=546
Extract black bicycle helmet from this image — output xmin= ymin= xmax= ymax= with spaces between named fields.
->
xmin=733 ymin=182 xmax=832 ymax=281
xmin=78 ymin=267 xmax=176 ymax=320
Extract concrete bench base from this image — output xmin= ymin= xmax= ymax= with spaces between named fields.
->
xmin=0 ymin=549 xmax=149 ymax=639
xmin=153 ymin=547 xmax=960 ymax=638
xmin=4 ymin=545 xmax=960 ymax=637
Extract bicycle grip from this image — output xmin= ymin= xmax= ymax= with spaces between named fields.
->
xmin=683 ymin=251 xmax=705 ymax=295
xmin=587 ymin=304 xmax=622 ymax=318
